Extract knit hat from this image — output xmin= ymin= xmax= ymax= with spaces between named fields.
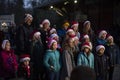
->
xmin=25 ymin=14 xmax=33 ymax=21
xmin=2 ymin=40 xmax=9 ymax=50
xmin=71 ymin=21 xmax=79 ymax=28
xmin=83 ymin=34 xmax=89 ymax=39
xmin=20 ymin=54 xmax=30 ymax=62
xmin=106 ymin=34 xmax=113 ymax=40
xmin=50 ymin=33 xmax=59 ymax=40
xmin=96 ymin=45 xmax=105 ymax=52
xmin=98 ymin=30 xmax=107 ymax=38
xmin=31 ymin=30 xmax=41 ymax=39
xmin=42 ymin=19 xmax=50 ymax=26
xmin=63 ymin=22 xmax=70 ymax=27
xmin=49 ymin=28 xmax=56 ymax=34
xmin=66 ymin=28 xmax=74 ymax=33
xmin=48 ymin=39 xmax=57 ymax=48
xmin=83 ymin=20 xmax=90 ymax=26
xmin=81 ymin=42 xmax=91 ymax=50
xmin=71 ymin=36 xmax=79 ymax=41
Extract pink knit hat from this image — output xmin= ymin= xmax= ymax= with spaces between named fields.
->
xmin=71 ymin=21 xmax=79 ymax=28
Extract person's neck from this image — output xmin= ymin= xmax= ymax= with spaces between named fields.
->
xmin=109 ymin=42 xmax=114 ymax=46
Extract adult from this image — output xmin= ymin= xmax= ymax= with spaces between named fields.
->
xmin=105 ymin=35 xmax=120 ymax=80
xmin=61 ymin=38 xmax=75 ymax=80
xmin=16 ymin=14 xmax=33 ymax=55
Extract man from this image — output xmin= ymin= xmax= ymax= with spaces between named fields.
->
xmin=16 ymin=14 xmax=33 ymax=55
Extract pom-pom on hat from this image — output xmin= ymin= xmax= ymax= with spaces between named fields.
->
xmin=20 ymin=54 xmax=30 ymax=62
xmin=83 ymin=34 xmax=89 ymax=39
xmin=96 ymin=45 xmax=105 ymax=52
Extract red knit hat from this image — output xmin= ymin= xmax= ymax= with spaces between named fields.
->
xmin=20 ymin=54 xmax=30 ymax=62
xmin=81 ymin=42 xmax=91 ymax=50
xmin=98 ymin=30 xmax=107 ymax=38
xmin=71 ymin=21 xmax=79 ymax=28
xmin=106 ymin=34 xmax=113 ymax=40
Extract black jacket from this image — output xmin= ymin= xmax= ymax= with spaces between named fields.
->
xmin=105 ymin=44 xmax=120 ymax=67
xmin=16 ymin=23 xmax=33 ymax=55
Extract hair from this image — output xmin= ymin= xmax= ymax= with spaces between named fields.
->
xmin=70 ymin=66 xmax=96 ymax=80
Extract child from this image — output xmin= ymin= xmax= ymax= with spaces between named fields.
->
xmin=94 ymin=45 xmax=109 ymax=80
xmin=44 ymin=39 xmax=61 ymax=80
xmin=0 ymin=40 xmax=18 ymax=80
xmin=77 ymin=42 xmax=94 ymax=69
xmin=18 ymin=54 xmax=30 ymax=80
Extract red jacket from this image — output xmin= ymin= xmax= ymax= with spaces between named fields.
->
xmin=0 ymin=50 xmax=18 ymax=77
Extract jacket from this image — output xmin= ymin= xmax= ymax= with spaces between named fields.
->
xmin=77 ymin=52 xmax=94 ymax=69
xmin=44 ymin=49 xmax=61 ymax=72
xmin=0 ymin=50 xmax=18 ymax=77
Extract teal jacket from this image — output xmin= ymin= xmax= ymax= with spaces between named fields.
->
xmin=77 ymin=52 xmax=94 ymax=69
xmin=44 ymin=49 xmax=61 ymax=72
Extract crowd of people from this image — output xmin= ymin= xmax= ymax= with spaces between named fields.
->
xmin=0 ymin=13 xmax=120 ymax=80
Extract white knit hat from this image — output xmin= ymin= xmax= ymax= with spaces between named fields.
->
xmin=42 ymin=19 xmax=50 ymax=26
xmin=50 ymin=28 xmax=56 ymax=34
xmin=50 ymin=33 xmax=58 ymax=39
xmin=96 ymin=45 xmax=105 ymax=52
xmin=99 ymin=30 xmax=107 ymax=38
xmin=83 ymin=20 xmax=90 ymax=26
xmin=83 ymin=34 xmax=89 ymax=39
xmin=25 ymin=14 xmax=33 ymax=21
xmin=2 ymin=40 xmax=9 ymax=50
xmin=34 ymin=32 xmax=41 ymax=38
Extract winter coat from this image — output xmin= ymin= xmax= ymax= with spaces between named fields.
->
xmin=96 ymin=38 xmax=106 ymax=45
xmin=77 ymin=52 xmax=94 ymax=69
xmin=0 ymin=50 xmax=18 ymax=78
xmin=31 ymin=40 xmax=44 ymax=70
xmin=18 ymin=64 xmax=30 ymax=79
xmin=94 ymin=53 xmax=109 ymax=80
xmin=105 ymin=44 xmax=120 ymax=67
xmin=61 ymin=48 xmax=75 ymax=80
xmin=16 ymin=23 xmax=33 ymax=55
xmin=44 ymin=49 xmax=61 ymax=72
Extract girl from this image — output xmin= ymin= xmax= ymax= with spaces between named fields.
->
xmin=0 ymin=40 xmax=18 ymax=80
xmin=18 ymin=54 xmax=31 ymax=80
xmin=77 ymin=42 xmax=94 ymax=69
xmin=44 ymin=39 xmax=61 ymax=80
xmin=94 ymin=45 xmax=109 ymax=80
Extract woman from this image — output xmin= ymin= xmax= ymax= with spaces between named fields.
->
xmin=61 ymin=38 xmax=75 ymax=80
xmin=0 ymin=40 xmax=18 ymax=80
xmin=44 ymin=39 xmax=61 ymax=80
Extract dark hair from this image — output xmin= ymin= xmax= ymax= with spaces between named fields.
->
xmin=70 ymin=66 xmax=96 ymax=80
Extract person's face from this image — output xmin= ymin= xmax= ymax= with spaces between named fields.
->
xmin=84 ymin=47 xmax=90 ymax=53
xmin=43 ymin=23 xmax=50 ymax=30
xmin=23 ymin=60 xmax=29 ymax=66
xmin=26 ymin=18 xmax=33 ymax=25
xmin=107 ymin=37 xmax=114 ymax=43
xmin=73 ymin=25 xmax=78 ymax=31
xmin=98 ymin=48 xmax=105 ymax=55
xmin=68 ymin=39 xmax=74 ymax=48
xmin=101 ymin=33 xmax=107 ymax=39
xmin=74 ymin=39 xmax=79 ymax=46
xmin=85 ymin=23 xmax=91 ymax=30
xmin=5 ymin=42 xmax=11 ymax=51
xmin=84 ymin=38 xmax=90 ymax=42
xmin=52 ymin=42 xmax=58 ymax=50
